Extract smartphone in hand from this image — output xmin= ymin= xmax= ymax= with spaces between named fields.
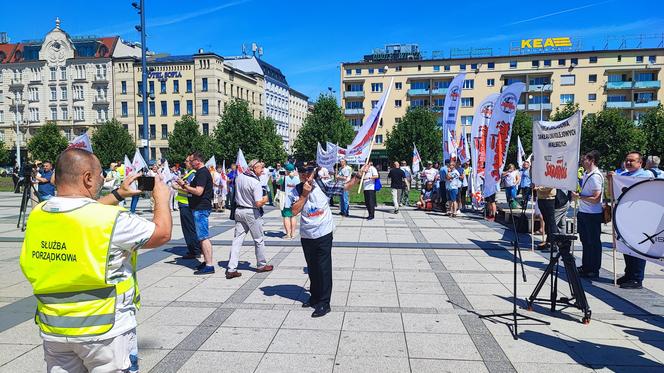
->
xmin=137 ymin=176 xmax=155 ymax=191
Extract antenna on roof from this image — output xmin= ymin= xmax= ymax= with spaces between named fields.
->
xmin=242 ymin=43 xmax=247 ymax=56
xmin=251 ymin=42 xmax=257 ymax=56
xmin=258 ymin=47 xmax=263 ymax=57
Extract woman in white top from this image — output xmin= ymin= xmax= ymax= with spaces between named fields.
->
xmin=501 ymin=164 xmax=521 ymax=208
xmin=277 ymin=163 xmax=301 ymax=239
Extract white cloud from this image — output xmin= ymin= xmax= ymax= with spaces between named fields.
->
xmin=505 ymin=1 xmax=614 ymax=26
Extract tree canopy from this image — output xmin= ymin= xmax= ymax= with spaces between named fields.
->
xmin=292 ymin=94 xmax=354 ymax=161
xmin=27 ymin=121 xmax=68 ymax=163
xmin=385 ymin=107 xmax=442 ymax=165
xmin=91 ymin=119 xmax=136 ymax=167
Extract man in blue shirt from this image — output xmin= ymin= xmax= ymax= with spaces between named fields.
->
xmin=613 ymin=151 xmax=652 ymax=289
xmin=36 ymin=161 xmax=56 ymax=201
xmin=519 ymin=160 xmax=532 ymax=208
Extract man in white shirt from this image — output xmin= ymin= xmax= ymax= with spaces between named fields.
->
xmin=361 ymin=161 xmax=379 ymax=220
xmin=259 ymin=163 xmax=273 ymax=206
xmin=290 ymin=162 xmax=364 ymax=317
xmin=20 ymin=148 xmax=172 ymax=373
xmin=400 ymin=160 xmax=412 ymax=207
xmin=337 ymin=159 xmax=353 ymax=216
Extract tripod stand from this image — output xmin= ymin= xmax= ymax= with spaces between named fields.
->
xmin=17 ymin=165 xmax=39 ymax=232
xmin=527 ymin=233 xmax=592 ymax=324
xmin=479 ymin=194 xmax=549 ymax=340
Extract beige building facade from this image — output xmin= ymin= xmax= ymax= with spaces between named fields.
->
xmin=113 ymin=52 xmax=265 ymax=160
xmin=287 ymin=88 xmax=308 ymax=152
xmin=340 ymin=46 xmax=664 ymax=163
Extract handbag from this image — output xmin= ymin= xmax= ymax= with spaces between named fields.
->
xmin=275 ymin=177 xmax=286 ymax=210
xmin=374 ymin=176 xmax=382 ymax=191
xmin=602 ymin=203 xmax=612 ymax=224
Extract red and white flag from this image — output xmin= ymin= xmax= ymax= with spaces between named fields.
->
xmin=221 ymin=160 xmax=227 ymax=181
xmin=447 ymin=128 xmax=458 ymax=162
xmin=236 ymin=148 xmax=248 ymax=173
xmin=205 ymin=156 xmax=216 ymax=172
xmin=457 ymin=126 xmax=470 ymax=165
xmin=132 ymin=149 xmax=148 ymax=174
xmin=442 ymin=73 xmax=466 ymax=162
xmin=346 ymin=78 xmax=393 ymax=164
xmin=412 ymin=144 xmax=422 ymax=174
xmin=67 ymin=132 xmax=93 ymax=153
xmin=124 ymin=155 xmax=134 ymax=176
xmin=470 ymin=93 xmax=498 ymax=206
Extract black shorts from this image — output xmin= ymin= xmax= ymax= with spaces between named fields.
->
xmin=485 ymin=194 xmax=496 ymax=203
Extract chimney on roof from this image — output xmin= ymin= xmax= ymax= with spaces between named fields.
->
xmin=198 ymin=48 xmax=204 ymax=54
xmin=0 ymin=32 xmax=8 ymax=44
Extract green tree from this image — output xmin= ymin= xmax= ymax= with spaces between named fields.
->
xmin=214 ymin=98 xmax=285 ymax=165
xmin=293 ymin=94 xmax=354 ymax=161
xmin=385 ymin=107 xmax=441 ymax=164
xmin=27 ymin=121 xmax=68 ymax=162
xmin=91 ymin=119 xmax=135 ymax=167
xmin=0 ymin=140 xmax=9 ymax=165
xmin=582 ymin=108 xmax=645 ymax=170
xmin=640 ymin=104 xmax=664 ymax=158
xmin=167 ymin=115 xmax=215 ymax=164
xmin=507 ymin=111 xmax=533 ymax=167
xmin=549 ymin=102 xmax=580 ymax=121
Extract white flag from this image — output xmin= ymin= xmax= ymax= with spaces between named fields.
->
xmin=236 ymin=149 xmax=248 ymax=173
xmin=412 ymin=144 xmax=422 ymax=174
xmin=442 ymin=73 xmax=466 ymax=162
xmin=317 ymin=142 xmax=337 ymax=171
xmin=532 ymin=111 xmax=582 ymax=191
xmin=124 ymin=155 xmax=134 ymax=176
xmin=483 ymin=82 xmax=526 ymax=197
xmin=205 ymin=156 xmax=216 ymax=172
xmin=346 ymin=78 xmax=393 ymax=164
xmin=160 ymin=160 xmax=174 ymax=183
xmin=517 ymin=136 xmax=526 ymax=169
xmin=67 ymin=132 xmax=93 ymax=153
xmin=132 ymin=150 xmax=148 ymax=174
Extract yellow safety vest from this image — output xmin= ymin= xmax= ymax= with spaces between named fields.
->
xmin=19 ymin=202 xmax=139 ymax=338
xmin=175 ymin=169 xmax=196 ymax=205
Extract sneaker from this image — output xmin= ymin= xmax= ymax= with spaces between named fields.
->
xmin=226 ymin=270 xmax=242 ymax=279
xmin=619 ymin=280 xmax=643 ymax=289
xmin=196 ymin=262 xmax=206 ymax=271
xmin=193 ymin=265 xmax=215 ymax=275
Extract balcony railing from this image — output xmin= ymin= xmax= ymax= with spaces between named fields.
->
xmin=606 ymin=81 xmax=633 ymax=90
xmin=606 ymin=101 xmax=633 ymax=109
xmin=431 ymin=88 xmax=448 ymax=95
xmin=517 ymin=103 xmax=526 ymax=110
xmin=527 ymin=103 xmax=552 ymax=111
xmin=9 ymin=79 xmax=24 ymax=87
xmin=344 ymin=91 xmax=365 ymax=98
xmin=528 ymin=84 xmax=553 ymax=92
xmin=93 ymin=97 xmax=109 ymax=104
xmin=633 ymin=81 xmax=661 ymax=89
xmin=634 ymin=100 xmax=660 ymax=108
xmin=607 ymin=80 xmax=661 ymax=90
xmin=344 ymin=108 xmax=364 ymax=115
xmin=407 ymin=88 xmax=431 ymax=96
xmin=93 ymin=75 xmax=108 ymax=83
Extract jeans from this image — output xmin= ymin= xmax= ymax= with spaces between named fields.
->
xmin=624 ymin=255 xmax=647 ymax=282
xmin=179 ymin=203 xmax=200 ymax=255
xmin=301 ymin=232 xmax=333 ymax=307
xmin=130 ymin=195 xmax=140 ymax=213
xmin=363 ymin=190 xmax=376 ymax=218
xmin=578 ymin=212 xmax=603 ymax=272
xmin=340 ymin=191 xmax=349 ymax=215
xmin=505 ymin=186 xmax=517 ymax=202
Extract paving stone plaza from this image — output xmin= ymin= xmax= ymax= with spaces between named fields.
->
xmin=0 ymin=192 xmax=663 ymax=372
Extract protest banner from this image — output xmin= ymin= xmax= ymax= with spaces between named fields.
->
xmin=531 ymin=111 xmax=582 ymax=191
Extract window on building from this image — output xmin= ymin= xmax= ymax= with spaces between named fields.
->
xmin=463 ymin=79 xmax=474 ymax=89
xmin=186 ymin=100 xmax=193 ymax=115
xmin=149 ymin=101 xmax=155 ymax=116
xmin=50 ymin=87 xmax=57 ymax=101
xmin=186 ymin=79 xmax=193 ymax=93
xmin=395 ymin=82 xmax=402 ymax=90
xmin=417 ymin=65 xmax=422 ymax=71
xmin=560 ymin=75 xmax=576 ymax=86
xmin=635 ymin=72 xmax=656 ymax=81
xmin=433 ymin=98 xmax=444 ymax=107
xmin=487 ymin=78 xmax=495 ymax=87
xmin=532 ymin=60 xmax=540 ymax=68
xmin=395 ymin=99 xmax=402 ymax=108
xmin=607 ymin=95 xmax=627 ymax=102
xmin=61 ymin=86 xmax=67 ymax=100
xmin=149 ymin=124 xmax=156 ymax=140
xmin=173 ymin=80 xmax=179 ymax=93
xmin=635 ymin=92 xmax=655 ymax=102
xmin=161 ymin=124 xmax=168 ymax=139
xmin=368 ymin=68 xmax=374 ymax=74
xmin=571 ymin=58 xmax=578 ymax=65
xmin=471 ymin=63 xmax=478 ymax=70
xmin=543 ymin=60 xmax=551 ymax=67
xmin=487 ymin=62 xmax=495 ymax=70
xmin=160 ymin=80 xmax=166 ymax=94
xmin=636 ymin=56 xmax=644 ymax=63
xmin=138 ymin=101 xmax=144 ymax=116
xmin=137 ymin=81 xmax=143 ymax=93
xmin=588 ymin=74 xmax=597 ymax=83
xmin=160 ymin=101 xmax=167 ymax=116
xmin=433 ymin=81 xmax=450 ymax=89
xmin=528 ymin=95 xmax=550 ymax=104
xmin=589 ymin=56 xmax=598 ymax=63
xmin=121 ymin=102 xmax=128 ymax=117
xmin=148 ymin=81 xmax=154 ymax=94
xmin=202 ymin=78 xmax=208 ymax=92
xmin=375 ymin=134 xmax=383 ymax=144
xmin=529 ymin=76 xmax=550 ymax=85
xmin=411 ymin=99 xmax=428 ymax=108
xmin=378 ymin=67 xmax=386 ymax=73
xmin=345 ymin=69 xmax=351 ymax=75
xmin=461 ymin=97 xmax=474 ymax=107
xmin=649 ymin=55 xmax=656 ymax=63
xmin=371 ymin=83 xmax=383 ymax=92
xmin=61 ymin=106 xmax=68 ymax=120
xmin=444 ymin=65 xmax=451 ymax=71
xmin=461 ymin=116 xmax=473 ymax=125
xmin=588 ymin=93 xmax=597 ymax=101
xmin=395 ymin=66 xmax=402 ymax=72
xmin=50 ymin=67 xmax=57 ymax=81
xmin=202 ymin=123 xmax=209 ymax=136
xmin=371 ymin=100 xmax=378 ymax=108
xmin=174 ymin=100 xmax=181 ymax=116
xmin=560 ymin=94 xmax=575 ymax=104
xmin=558 ymin=59 xmax=566 ymax=66
xmin=459 ymin=64 xmax=466 ymax=70
xmin=138 ymin=125 xmax=145 ymax=139
xmin=410 ymin=81 xmax=430 ymax=90
xmin=355 ymin=68 xmax=361 ymax=74
xmin=509 ymin=61 xmax=517 ymax=69
xmin=608 ymin=73 xmax=627 ymax=82
xmin=50 ymin=107 xmax=57 ymax=121
xmin=121 ymin=81 xmax=127 ymax=94
xmin=617 ymin=55 xmax=622 ymax=62
xmin=202 ymin=99 xmax=209 ymax=115
xmin=433 ymin=65 xmax=440 ymax=72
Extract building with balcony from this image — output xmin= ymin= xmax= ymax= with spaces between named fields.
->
xmin=340 ymin=44 xmax=663 ymax=164
xmin=0 ymin=18 xmax=141 ymax=162
xmin=287 ymin=88 xmax=309 ymax=153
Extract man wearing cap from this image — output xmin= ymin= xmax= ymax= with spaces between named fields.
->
xmin=226 ymin=159 xmax=274 ymax=278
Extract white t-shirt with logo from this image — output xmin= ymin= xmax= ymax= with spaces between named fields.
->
xmin=423 ymin=168 xmax=438 ymax=182
xmin=362 ymin=166 xmax=378 ymax=191
xmin=289 ymin=184 xmax=335 ymax=239
xmin=39 ymin=197 xmax=155 ymax=343
xmin=579 ymin=168 xmax=603 ymax=214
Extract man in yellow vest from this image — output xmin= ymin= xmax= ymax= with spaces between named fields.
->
xmin=19 ymin=148 xmax=172 ymax=372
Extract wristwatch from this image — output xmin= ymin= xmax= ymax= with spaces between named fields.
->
xmin=111 ymin=188 xmax=125 ymax=202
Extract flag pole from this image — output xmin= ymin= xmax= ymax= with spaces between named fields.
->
xmin=608 ymin=175 xmax=617 ymax=286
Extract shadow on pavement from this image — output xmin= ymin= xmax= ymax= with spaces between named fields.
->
xmin=260 ymin=284 xmax=308 ymax=303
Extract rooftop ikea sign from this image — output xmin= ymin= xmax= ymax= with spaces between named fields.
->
xmin=521 ymin=37 xmax=572 ymax=49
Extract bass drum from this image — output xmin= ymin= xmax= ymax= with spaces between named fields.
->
xmin=614 ymin=179 xmax=664 ymax=260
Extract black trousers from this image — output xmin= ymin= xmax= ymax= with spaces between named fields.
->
xmin=302 ymin=232 xmax=333 ymax=307
xmin=538 ymin=198 xmax=557 ymax=243
xmin=179 ymin=203 xmax=200 ymax=255
xmin=364 ymin=190 xmax=376 ymax=218
xmin=578 ymin=212 xmax=603 ymax=272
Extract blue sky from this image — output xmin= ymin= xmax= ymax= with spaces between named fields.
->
xmin=3 ymin=0 xmax=662 ymax=100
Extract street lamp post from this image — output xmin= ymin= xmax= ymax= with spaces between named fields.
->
xmin=133 ymin=0 xmax=150 ymax=163
xmin=6 ymin=95 xmax=21 ymax=167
